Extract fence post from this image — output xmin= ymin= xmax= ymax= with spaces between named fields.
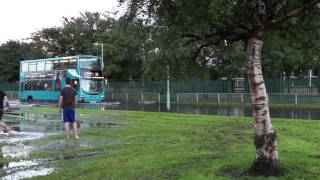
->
xmin=177 ymin=93 xmax=179 ymax=103
xmin=112 ymin=92 xmax=114 ymax=99
xmin=217 ymin=93 xmax=220 ymax=104
xmin=126 ymin=93 xmax=129 ymax=101
xmin=295 ymin=93 xmax=298 ymax=105
xmin=196 ymin=93 xmax=199 ymax=103
xmin=241 ymin=93 xmax=244 ymax=104
xmin=141 ymin=93 xmax=144 ymax=103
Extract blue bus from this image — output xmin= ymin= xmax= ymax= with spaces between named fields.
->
xmin=19 ymin=55 xmax=105 ymax=103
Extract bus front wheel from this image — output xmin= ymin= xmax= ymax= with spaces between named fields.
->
xmin=27 ymin=96 xmax=33 ymax=103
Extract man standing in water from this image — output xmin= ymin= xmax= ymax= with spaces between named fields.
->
xmin=58 ymin=77 xmax=79 ymax=139
xmin=0 ymin=90 xmax=18 ymax=135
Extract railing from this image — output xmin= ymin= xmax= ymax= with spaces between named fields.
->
xmin=176 ymin=93 xmax=320 ymax=105
xmin=5 ymin=91 xmax=19 ymax=100
xmin=106 ymin=92 xmax=161 ymax=103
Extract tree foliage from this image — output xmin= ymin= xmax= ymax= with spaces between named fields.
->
xmin=0 ymin=41 xmax=45 ymax=82
xmin=119 ymin=0 xmax=320 ymax=78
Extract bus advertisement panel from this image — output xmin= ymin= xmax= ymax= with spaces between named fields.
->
xmin=19 ymin=55 xmax=105 ymax=103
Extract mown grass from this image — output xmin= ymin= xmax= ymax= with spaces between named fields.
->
xmin=17 ymin=108 xmax=320 ymax=179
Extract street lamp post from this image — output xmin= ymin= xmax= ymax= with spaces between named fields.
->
xmin=94 ymin=43 xmax=104 ymax=70
xmin=167 ymin=64 xmax=170 ymax=111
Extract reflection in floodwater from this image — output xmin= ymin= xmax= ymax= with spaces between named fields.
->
xmin=79 ymin=101 xmax=320 ymax=120
xmin=0 ymin=110 xmax=120 ymax=180
xmin=0 ymin=130 xmax=53 ymax=180
xmin=2 ymin=167 xmax=54 ymax=180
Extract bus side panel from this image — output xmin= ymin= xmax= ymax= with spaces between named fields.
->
xmin=19 ymin=91 xmax=61 ymax=102
xmin=80 ymin=92 xmax=105 ymax=103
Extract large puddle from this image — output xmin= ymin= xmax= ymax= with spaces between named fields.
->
xmin=79 ymin=101 xmax=320 ymax=120
xmin=0 ymin=110 xmax=118 ymax=180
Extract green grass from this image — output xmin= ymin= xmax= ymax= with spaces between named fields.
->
xmin=15 ymin=108 xmax=320 ymax=179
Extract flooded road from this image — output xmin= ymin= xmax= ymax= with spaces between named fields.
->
xmin=80 ymin=101 xmax=320 ymax=120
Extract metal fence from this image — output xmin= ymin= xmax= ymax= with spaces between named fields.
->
xmin=5 ymin=91 xmax=19 ymax=100
xmin=106 ymin=78 xmax=320 ymax=95
xmin=106 ymin=92 xmax=161 ymax=103
xmin=5 ymin=78 xmax=320 ymax=104
xmin=176 ymin=93 xmax=320 ymax=105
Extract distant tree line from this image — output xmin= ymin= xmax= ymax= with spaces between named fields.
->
xmin=0 ymin=6 xmax=319 ymax=82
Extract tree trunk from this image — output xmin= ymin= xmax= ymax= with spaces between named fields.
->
xmin=245 ymin=37 xmax=286 ymax=176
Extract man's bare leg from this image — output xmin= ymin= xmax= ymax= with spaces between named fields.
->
xmin=0 ymin=121 xmax=11 ymax=133
xmin=64 ymin=122 xmax=70 ymax=139
xmin=72 ymin=122 xmax=78 ymax=139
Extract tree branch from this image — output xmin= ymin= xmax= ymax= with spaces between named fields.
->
xmin=271 ymin=0 xmax=320 ymax=25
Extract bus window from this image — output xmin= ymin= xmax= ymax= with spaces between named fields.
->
xmin=79 ymin=59 xmax=100 ymax=70
xmin=22 ymin=63 xmax=28 ymax=72
xmin=44 ymin=81 xmax=53 ymax=91
xmin=37 ymin=61 xmax=45 ymax=71
xmin=54 ymin=73 xmax=61 ymax=91
xmin=25 ymin=82 xmax=31 ymax=91
xmin=66 ymin=61 xmax=77 ymax=69
xmin=45 ymin=61 xmax=53 ymax=71
xmin=53 ymin=60 xmax=64 ymax=70
xmin=72 ymin=79 xmax=79 ymax=90
xmin=29 ymin=63 xmax=37 ymax=72
xmin=25 ymin=81 xmax=52 ymax=91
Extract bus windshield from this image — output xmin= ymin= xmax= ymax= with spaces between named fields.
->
xmin=81 ymin=79 xmax=103 ymax=94
xmin=79 ymin=58 xmax=101 ymax=70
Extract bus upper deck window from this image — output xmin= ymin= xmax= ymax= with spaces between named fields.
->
xmin=22 ymin=63 xmax=28 ymax=72
xmin=29 ymin=63 xmax=36 ymax=72
xmin=45 ymin=61 xmax=53 ymax=71
xmin=37 ymin=61 xmax=45 ymax=71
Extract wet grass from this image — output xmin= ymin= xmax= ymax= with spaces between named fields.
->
xmin=7 ymin=107 xmax=320 ymax=179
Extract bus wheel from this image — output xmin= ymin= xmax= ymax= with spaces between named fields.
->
xmin=27 ymin=96 xmax=33 ymax=103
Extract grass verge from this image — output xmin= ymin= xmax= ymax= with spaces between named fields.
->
xmin=15 ymin=108 xmax=320 ymax=179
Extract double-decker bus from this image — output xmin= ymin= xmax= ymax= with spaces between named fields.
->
xmin=19 ymin=55 xmax=105 ymax=103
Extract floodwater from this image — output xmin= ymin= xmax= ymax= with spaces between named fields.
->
xmin=0 ymin=111 xmax=119 ymax=180
xmin=0 ymin=101 xmax=319 ymax=179
xmin=80 ymin=101 xmax=320 ymax=120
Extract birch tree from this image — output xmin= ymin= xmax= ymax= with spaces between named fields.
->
xmin=119 ymin=0 xmax=320 ymax=176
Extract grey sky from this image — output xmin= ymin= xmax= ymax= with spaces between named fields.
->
xmin=0 ymin=0 xmax=120 ymax=43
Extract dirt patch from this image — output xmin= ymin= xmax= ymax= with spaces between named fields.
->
xmin=245 ymin=160 xmax=287 ymax=177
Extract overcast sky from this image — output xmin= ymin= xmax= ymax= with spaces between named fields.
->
xmin=0 ymin=0 xmax=121 ymax=44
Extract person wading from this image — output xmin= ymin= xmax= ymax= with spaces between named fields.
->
xmin=58 ymin=77 xmax=79 ymax=139
xmin=0 ymin=90 xmax=18 ymax=135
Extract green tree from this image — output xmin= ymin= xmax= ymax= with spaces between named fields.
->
xmin=0 ymin=41 xmax=45 ymax=82
xmin=119 ymin=0 xmax=320 ymax=175
xmin=31 ymin=12 xmax=103 ymax=57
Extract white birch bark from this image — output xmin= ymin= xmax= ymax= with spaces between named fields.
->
xmin=246 ymin=38 xmax=279 ymax=162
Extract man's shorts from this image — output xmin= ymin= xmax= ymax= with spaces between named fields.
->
xmin=62 ymin=109 xmax=76 ymax=123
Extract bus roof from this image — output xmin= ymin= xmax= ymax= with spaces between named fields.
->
xmin=20 ymin=55 xmax=99 ymax=63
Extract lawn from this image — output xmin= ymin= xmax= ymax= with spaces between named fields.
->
xmin=13 ymin=108 xmax=320 ymax=179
